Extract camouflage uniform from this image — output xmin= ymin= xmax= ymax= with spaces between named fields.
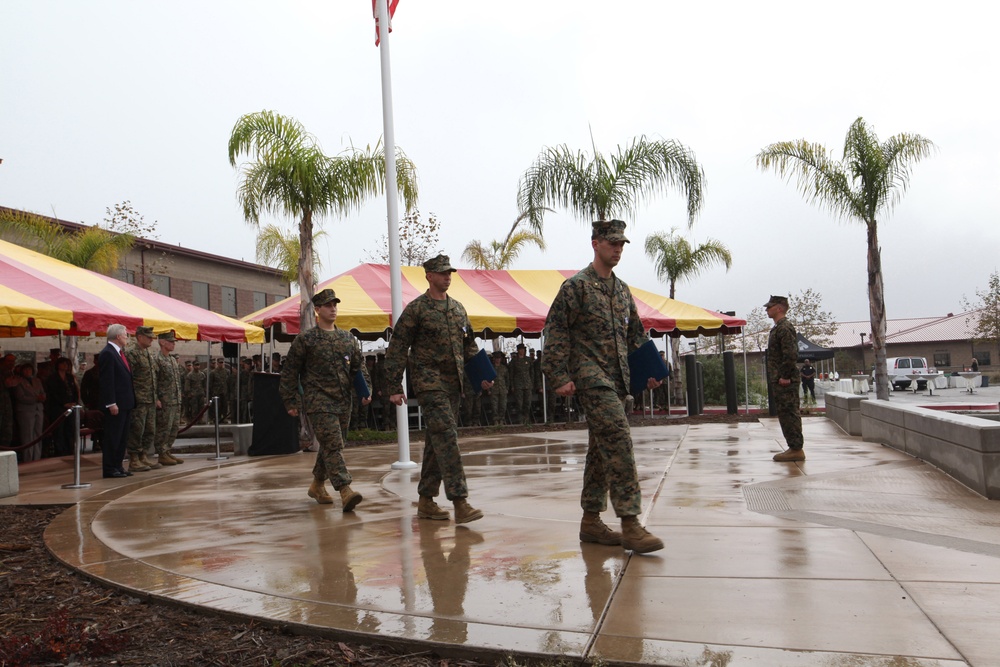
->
xmin=279 ymin=326 xmax=366 ymax=490
xmin=542 ymin=263 xmax=649 ymax=518
xmin=154 ymin=348 xmax=183 ymax=455
xmin=767 ymin=315 xmax=803 ymax=449
xmin=373 ymin=354 xmax=395 ymax=430
xmin=509 ymin=353 xmax=534 ymax=424
xmin=184 ymin=366 xmax=207 ymax=423
xmin=238 ymin=362 xmax=253 ymax=423
xmin=487 ymin=356 xmax=508 ymax=425
xmin=209 ymin=361 xmax=229 ymax=422
xmin=384 ymin=292 xmax=479 ymax=501
xmin=125 ymin=340 xmax=157 ymax=457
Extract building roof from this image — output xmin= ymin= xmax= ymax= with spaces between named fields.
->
xmin=831 ymin=311 xmax=981 ymax=348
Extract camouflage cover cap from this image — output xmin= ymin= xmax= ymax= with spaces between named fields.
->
xmin=135 ymin=325 xmax=155 ymax=338
xmin=764 ymin=295 xmax=789 ymax=309
xmin=592 ymin=219 xmax=630 ymax=243
xmin=422 ymin=254 xmax=457 ymax=273
xmin=157 ymin=331 xmax=177 ymax=342
xmin=311 ymin=288 xmax=341 ymax=307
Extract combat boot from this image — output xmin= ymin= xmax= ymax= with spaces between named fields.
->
xmin=621 ymin=516 xmax=664 ymax=554
xmin=158 ymin=452 xmax=180 ymax=466
xmin=580 ymin=511 xmax=622 ymax=545
xmin=308 ymin=478 xmax=334 ymax=505
xmin=139 ymin=450 xmax=161 ymax=470
xmin=164 ymin=451 xmax=184 ymax=465
xmin=127 ymin=452 xmax=150 ymax=472
xmin=453 ymin=498 xmax=483 ymax=524
xmin=417 ymin=496 xmax=450 ymax=520
xmin=773 ymin=447 xmax=805 ymax=462
xmin=339 ymin=485 xmax=363 ymax=512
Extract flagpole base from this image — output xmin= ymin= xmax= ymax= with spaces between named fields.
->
xmin=390 ymin=460 xmax=418 ymax=470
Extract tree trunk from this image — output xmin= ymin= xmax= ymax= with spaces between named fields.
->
xmin=867 ymin=220 xmax=889 ymax=400
xmin=299 ymin=210 xmax=316 ymax=332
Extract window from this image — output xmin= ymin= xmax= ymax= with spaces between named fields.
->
xmin=933 ymin=352 xmax=950 ymax=368
xmin=193 ymin=282 xmax=209 ymax=309
xmin=221 ymin=286 xmax=237 ymax=316
xmin=974 ymin=351 xmax=991 ymax=367
xmin=119 ymin=268 xmax=136 ymax=284
xmin=252 ymin=291 xmax=267 ymax=311
xmin=896 ymin=358 xmax=910 ymax=369
xmin=150 ymin=274 xmax=170 ymax=296
xmin=273 ymin=294 xmax=285 ymax=304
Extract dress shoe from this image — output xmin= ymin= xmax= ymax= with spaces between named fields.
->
xmin=117 ymin=468 xmax=134 ymax=477
xmin=104 ymin=470 xmax=129 ymax=478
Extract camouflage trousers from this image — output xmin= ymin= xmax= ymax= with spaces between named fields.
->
xmin=155 ymin=403 xmax=180 ymax=454
xmin=417 ymin=389 xmax=468 ymax=501
xmin=773 ymin=383 xmax=804 ymax=448
xmin=489 ymin=392 xmax=507 ymax=426
xmin=513 ymin=385 xmax=533 ymax=424
xmin=576 ymin=387 xmax=642 ymax=517
xmin=308 ymin=411 xmax=352 ymax=490
xmin=127 ymin=402 xmax=156 ymax=455
xmin=187 ymin=394 xmax=206 ymax=423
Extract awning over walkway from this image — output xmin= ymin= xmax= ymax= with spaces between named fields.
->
xmin=243 ymin=263 xmax=745 ymax=340
xmin=0 ymin=238 xmax=265 ymax=343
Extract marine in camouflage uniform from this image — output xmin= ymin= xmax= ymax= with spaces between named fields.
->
xmin=765 ymin=295 xmax=805 ymax=461
xmin=153 ymin=332 xmax=185 ymax=465
xmin=238 ymin=358 xmax=254 ymax=423
xmin=509 ymin=345 xmax=534 ymax=424
xmin=542 ymin=220 xmax=664 ymax=554
xmin=384 ymin=254 xmax=487 ymax=524
xmin=279 ymin=288 xmax=367 ymax=511
xmin=184 ymin=361 xmax=206 ymax=424
xmin=125 ymin=326 xmax=159 ymax=471
xmin=487 ymin=352 xmax=508 ymax=425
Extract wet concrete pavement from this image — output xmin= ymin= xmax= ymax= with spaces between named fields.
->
xmin=9 ymin=404 xmax=1000 ymax=666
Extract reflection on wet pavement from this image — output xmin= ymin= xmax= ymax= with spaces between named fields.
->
xmin=38 ymin=417 xmax=1000 ymax=666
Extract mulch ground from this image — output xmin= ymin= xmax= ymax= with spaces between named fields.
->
xmin=0 ymin=414 xmax=756 ymax=666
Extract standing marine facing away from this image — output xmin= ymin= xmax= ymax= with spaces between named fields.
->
xmin=383 ymin=254 xmax=493 ymax=524
xmin=542 ymin=220 xmax=665 ymax=554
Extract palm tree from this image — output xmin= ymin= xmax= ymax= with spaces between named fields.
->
xmin=255 ymin=223 xmax=327 ymax=287
xmin=462 ymin=209 xmax=548 ymax=270
xmin=644 ymin=228 xmax=732 ymax=375
xmin=756 ymin=117 xmax=935 ymax=400
xmin=516 ymin=135 xmax=705 ymax=234
xmin=228 ymin=110 xmax=418 ymax=330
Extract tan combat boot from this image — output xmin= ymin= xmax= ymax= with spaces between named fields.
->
xmin=453 ymin=498 xmax=483 ymax=524
xmin=773 ymin=448 xmax=806 ymax=462
xmin=157 ymin=451 xmax=180 ymax=466
xmin=417 ymin=496 xmax=450 ymax=520
xmin=164 ymin=451 xmax=184 ymax=464
xmin=307 ymin=478 xmax=334 ymax=505
xmin=621 ymin=516 xmax=664 ymax=554
xmin=580 ymin=511 xmax=622 ymax=545
xmin=128 ymin=452 xmax=150 ymax=472
xmin=339 ymin=485 xmax=363 ymax=512
xmin=139 ymin=451 xmax=161 ymax=470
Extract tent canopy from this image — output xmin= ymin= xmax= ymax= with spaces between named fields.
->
xmin=244 ymin=263 xmax=745 ymax=341
xmin=0 ymin=238 xmax=265 ymax=343
xmin=797 ymin=333 xmax=835 ymax=362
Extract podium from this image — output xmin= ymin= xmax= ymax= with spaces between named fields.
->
xmin=248 ymin=372 xmax=300 ymax=456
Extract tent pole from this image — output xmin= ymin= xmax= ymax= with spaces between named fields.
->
xmin=742 ymin=328 xmax=750 ymax=415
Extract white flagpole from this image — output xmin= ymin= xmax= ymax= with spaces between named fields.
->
xmin=377 ymin=0 xmax=416 ymax=470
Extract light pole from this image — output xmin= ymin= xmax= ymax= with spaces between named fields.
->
xmin=859 ymin=333 xmax=866 ymax=373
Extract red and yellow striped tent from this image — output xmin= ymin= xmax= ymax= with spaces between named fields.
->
xmin=243 ymin=263 xmax=744 ymax=340
xmin=0 ymin=238 xmax=265 ymax=343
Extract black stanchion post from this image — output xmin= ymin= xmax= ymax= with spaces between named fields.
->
xmin=209 ymin=396 xmax=228 ymax=461
xmin=62 ymin=406 xmax=91 ymax=490
xmin=724 ymin=350 xmax=738 ymax=415
xmin=684 ymin=354 xmax=698 ymax=416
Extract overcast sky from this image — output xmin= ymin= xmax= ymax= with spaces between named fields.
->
xmin=2 ymin=1 xmax=997 ymax=323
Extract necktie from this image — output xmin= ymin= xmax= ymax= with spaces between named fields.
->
xmin=120 ymin=349 xmax=130 ymax=371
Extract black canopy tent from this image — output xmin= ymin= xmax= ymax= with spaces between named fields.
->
xmin=797 ymin=333 xmax=835 ymax=361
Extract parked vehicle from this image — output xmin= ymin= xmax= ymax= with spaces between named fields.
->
xmin=872 ymin=357 xmax=931 ymax=391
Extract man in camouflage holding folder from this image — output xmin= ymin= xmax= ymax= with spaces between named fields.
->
xmin=385 ymin=254 xmax=492 ymax=524
xmin=279 ymin=288 xmax=368 ymax=511
xmin=542 ymin=220 xmax=664 ymax=554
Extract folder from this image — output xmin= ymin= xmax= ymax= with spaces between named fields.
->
xmin=354 ymin=369 xmax=371 ymax=399
xmin=464 ymin=349 xmax=497 ymax=394
xmin=628 ymin=340 xmax=670 ymax=396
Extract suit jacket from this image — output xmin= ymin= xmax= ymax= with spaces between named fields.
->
xmin=98 ymin=342 xmax=136 ymax=411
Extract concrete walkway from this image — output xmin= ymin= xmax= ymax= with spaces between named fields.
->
xmin=8 ymin=411 xmax=1000 ymax=666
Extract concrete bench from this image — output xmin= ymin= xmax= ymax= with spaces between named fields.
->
xmin=178 ymin=424 xmax=254 ymax=456
xmin=824 ymin=391 xmax=867 ymax=436
xmin=0 ymin=451 xmax=19 ymax=499
xmin=860 ymin=399 xmax=1000 ymax=499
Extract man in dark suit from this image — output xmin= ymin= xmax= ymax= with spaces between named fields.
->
xmin=99 ymin=323 xmax=136 ymax=478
